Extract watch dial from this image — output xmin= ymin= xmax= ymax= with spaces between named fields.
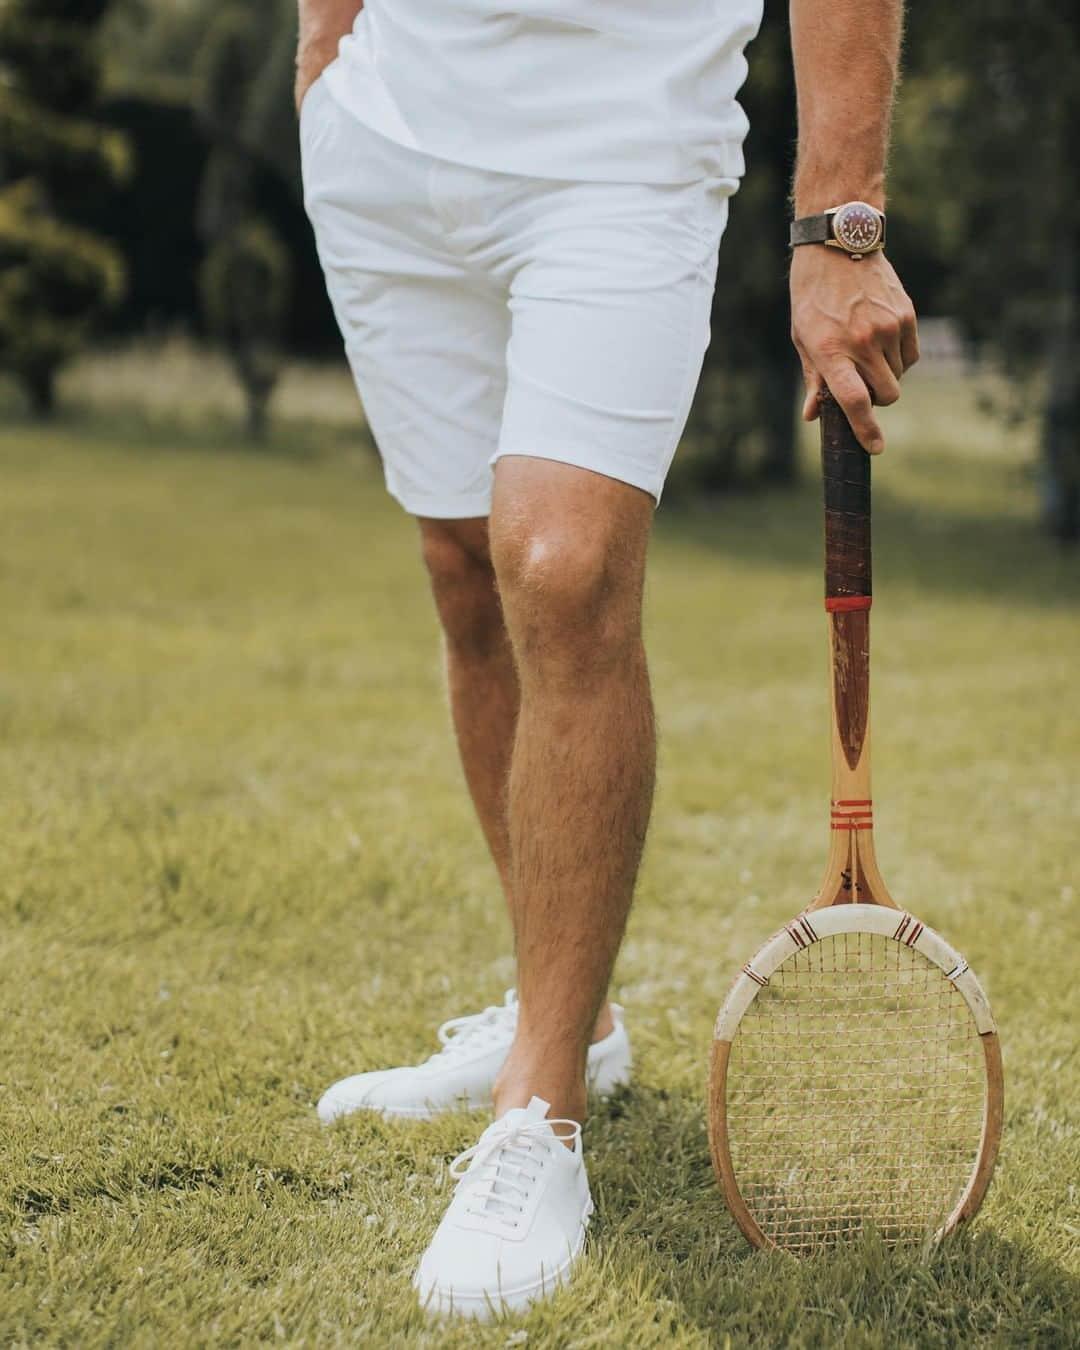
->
xmin=833 ymin=202 xmax=883 ymax=252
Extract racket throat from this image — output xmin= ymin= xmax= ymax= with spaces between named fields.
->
xmin=816 ymin=817 xmax=893 ymax=908
xmin=812 ymin=609 xmax=897 ymax=910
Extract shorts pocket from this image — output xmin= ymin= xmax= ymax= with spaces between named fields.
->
xmin=298 ymin=60 xmax=337 ymax=139
xmin=692 ymin=175 xmax=738 ymax=252
xmin=299 ymin=71 xmax=340 ymax=218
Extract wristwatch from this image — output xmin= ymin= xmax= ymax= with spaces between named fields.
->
xmin=789 ymin=201 xmax=886 ymax=260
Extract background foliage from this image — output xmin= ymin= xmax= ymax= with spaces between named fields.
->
xmin=897 ymin=0 xmax=1080 ymax=539
xmin=0 ymin=0 xmax=129 ymax=413
xmin=1 ymin=0 xmax=1077 ymax=527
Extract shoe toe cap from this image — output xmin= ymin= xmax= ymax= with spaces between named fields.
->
xmin=413 ymin=1232 xmax=522 ymax=1316
xmin=415 ymin=1210 xmax=582 ymax=1315
xmin=317 ymin=1070 xmax=396 ymax=1123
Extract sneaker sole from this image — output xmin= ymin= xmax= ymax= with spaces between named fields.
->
xmin=320 ymin=1066 xmax=631 ymax=1124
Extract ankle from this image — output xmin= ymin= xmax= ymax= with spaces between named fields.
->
xmin=493 ymin=1061 xmax=587 ymax=1135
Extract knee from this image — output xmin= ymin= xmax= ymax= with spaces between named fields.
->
xmin=491 ymin=518 xmax=643 ymax=677
xmin=420 ymin=521 xmax=504 ymax=658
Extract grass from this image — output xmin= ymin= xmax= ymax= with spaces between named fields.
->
xmin=1 ymin=353 xmax=1078 ymax=1347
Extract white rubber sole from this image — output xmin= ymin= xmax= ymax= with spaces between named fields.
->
xmin=320 ymin=1060 xmax=631 ymax=1124
xmin=352 ymin=1066 xmax=629 ymax=1122
xmin=361 ymin=1096 xmax=489 ymax=1122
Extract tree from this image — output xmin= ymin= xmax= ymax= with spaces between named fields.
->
xmin=193 ymin=2 xmax=293 ymax=440
xmin=895 ymin=1 xmax=1080 ymax=542
xmin=0 ymin=0 xmax=128 ymax=414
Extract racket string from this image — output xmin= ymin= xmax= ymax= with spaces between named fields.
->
xmin=726 ymin=931 xmax=986 ymax=1253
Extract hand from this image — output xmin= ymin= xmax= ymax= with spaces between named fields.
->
xmin=294 ymin=35 xmax=338 ymax=114
xmin=790 ymin=246 xmax=919 ymax=454
xmin=296 ymin=1 xmax=363 ymax=114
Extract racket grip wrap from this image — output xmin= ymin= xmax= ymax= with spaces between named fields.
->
xmin=821 ymin=389 xmax=871 ymax=603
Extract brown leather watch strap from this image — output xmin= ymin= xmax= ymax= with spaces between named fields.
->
xmin=790 ymin=214 xmax=832 ymax=247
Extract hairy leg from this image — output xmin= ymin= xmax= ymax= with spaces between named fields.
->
xmin=419 ymin=519 xmax=517 ymax=899
xmin=488 ymin=460 xmax=656 ymax=1123
xmin=419 ymin=515 xmax=619 ymax=1046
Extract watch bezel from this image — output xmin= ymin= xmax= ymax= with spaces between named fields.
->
xmin=825 ymin=201 xmax=886 ymax=256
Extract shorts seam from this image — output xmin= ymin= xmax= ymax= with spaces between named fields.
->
xmin=653 ymin=282 xmax=717 ymax=499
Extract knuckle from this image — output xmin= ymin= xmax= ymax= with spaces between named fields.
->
xmin=827 ymin=368 xmax=859 ymax=398
xmin=842 ymin=386 xmax=873 ymax=417
xmin=816 ymin=333 xmax=847 ymax=361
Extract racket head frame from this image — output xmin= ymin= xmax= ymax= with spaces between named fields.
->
xmin=708 ymin=905 xmax=1003 ymax=1251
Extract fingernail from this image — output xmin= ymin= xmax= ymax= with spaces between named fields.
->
xmin=869 ymin=438 xmax=885 ymax=455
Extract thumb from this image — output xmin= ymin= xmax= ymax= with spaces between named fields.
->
xmin=800 ymin=362 xmax=823 ymax=423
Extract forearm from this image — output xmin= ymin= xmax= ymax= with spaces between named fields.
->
xmin=296 ymin=0 xmax=362 ymax=100
xmin=790 ymin=0 xmax=903 ymax=213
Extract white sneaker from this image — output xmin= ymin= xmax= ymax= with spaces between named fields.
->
xmin=317 ymin=990 xmax=631 ymax=1123
xmin=414 ymin=1095 xmax=592 ymax=1319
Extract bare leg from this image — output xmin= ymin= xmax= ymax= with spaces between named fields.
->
xmin=419 ymin=519 xmax=518 ymax=900
xmin=487 ymin=461 xmax=656 ymax=1124
xmin=418 ymin=517 xmax=617 ymax=1043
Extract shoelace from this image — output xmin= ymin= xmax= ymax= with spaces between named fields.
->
xmin=450 ymin=1116 xmax=582 ymax=1225
xmin=426 ymin=990 xmax=518 ymax=1065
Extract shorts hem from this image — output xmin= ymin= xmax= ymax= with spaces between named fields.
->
xmin=387 ymin=485 xmax=494 ymax=519
xmin=491 ymin=448 xmax=661 ymax=502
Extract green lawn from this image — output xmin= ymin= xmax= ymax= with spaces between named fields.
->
xmin=1 ymin=365 xmax=1078 ymax=1347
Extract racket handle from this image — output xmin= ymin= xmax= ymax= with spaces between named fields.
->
xmin=821 ymin=387 xmax=872 ymax=607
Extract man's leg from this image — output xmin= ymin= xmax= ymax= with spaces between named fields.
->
xmin=418 ymin=518 xmax=518 ymax=902
xmin=418 ymin=515 xmax=619 ymax=1045
xmin=488 ymin=459 xmax=656 ymax=1125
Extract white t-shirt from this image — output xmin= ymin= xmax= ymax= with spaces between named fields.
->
xmin=323 ymin=1 xmax=764 ymax=184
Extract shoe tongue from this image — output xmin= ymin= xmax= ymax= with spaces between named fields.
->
xmin=470 ymin=1097 xmax=553 ymax=1218
xmin=489 ymin=1095 xmax=552 ymax=1134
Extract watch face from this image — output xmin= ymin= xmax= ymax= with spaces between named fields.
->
xmin=832 ymin=201 xmax=883 ymax=253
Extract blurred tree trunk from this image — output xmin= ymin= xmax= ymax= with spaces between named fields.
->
xmin=194 ymin=6 xmax=291 ymax=442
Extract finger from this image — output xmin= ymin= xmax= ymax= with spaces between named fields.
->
xmin=800 ymin=360 xmax=823 ymax=422
xmin=899 ymin=308 xmax=920 ymax=371
xmin=854 ymin=351 xmax=901 ymax=407
xmin=824 ymin=361 xmax=885 ymax=454
xmin=880 ymin=324 xmax=904 ymax=383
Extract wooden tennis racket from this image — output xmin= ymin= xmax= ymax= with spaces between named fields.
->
xmin=707 ymin=390 xmax=1004 ymax=1254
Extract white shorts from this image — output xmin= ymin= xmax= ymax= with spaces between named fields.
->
xmin=300 ymin=75 xmax=735 ymax=518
